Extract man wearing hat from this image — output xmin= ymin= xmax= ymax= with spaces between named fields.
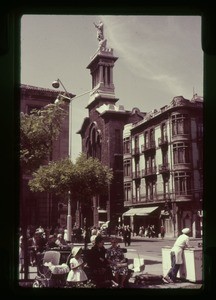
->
xmin=163 ymin=227 xmax=191 ymax=283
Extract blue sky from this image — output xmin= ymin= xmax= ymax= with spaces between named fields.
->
xmin=21 ymin=15 xmax=203 ymax=160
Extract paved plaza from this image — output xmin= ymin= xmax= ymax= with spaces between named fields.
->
xmin=18 ymin=235 xmax=203 ymax=291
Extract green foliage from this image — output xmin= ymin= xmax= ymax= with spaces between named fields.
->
xmin=73 ymin=153 xmax=113 ymax=198
xmin=21 ymin=100 xmax=113 ymax=204
xmin=29 ymin=153 xmax=113 ymax=203
xmin=20 ymin=101 xmax=68 ymax=174
xmin=29 ymin=157 xmax=74 ymax=198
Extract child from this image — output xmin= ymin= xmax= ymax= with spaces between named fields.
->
xmin=66 ymin=246 xmax=88 ymax=286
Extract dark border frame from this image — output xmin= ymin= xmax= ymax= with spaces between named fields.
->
xmin=1 ymin=0 xmax=215 ymax=296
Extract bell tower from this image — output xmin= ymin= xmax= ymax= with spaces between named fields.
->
xmin=78 ymin=21 xmax=128 ymax=229
xmin=86 ymin=21 xmax=118 ymax=107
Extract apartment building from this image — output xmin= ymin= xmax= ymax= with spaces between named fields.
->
xmin=123 ymin=94 xmax=203 ymax=237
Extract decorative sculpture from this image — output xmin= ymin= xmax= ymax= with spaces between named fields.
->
xmin=94 ymin=21 xmax=107 ymax=49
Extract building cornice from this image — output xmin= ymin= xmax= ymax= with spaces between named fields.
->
xmin=131 ymin=95 xmax=203 ymax=131
xmin=20 ymin=84 xmax=74 ymax=99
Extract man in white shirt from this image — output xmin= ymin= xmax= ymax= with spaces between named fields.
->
xmin=163 ymin=228 xmax=190 ymax=283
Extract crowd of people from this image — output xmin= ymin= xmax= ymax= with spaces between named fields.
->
xmin=19 ymin=223 xmax=165 ymax=273
xmin=19 ymin=223 xmax=193 ymax=288
xmin=115 ymin=224 xmax=166 ymax=239
xmin=19 ymin=225 xmax=70 ymax=270
xmin=19 ymin=224 xmax=132 ymax=288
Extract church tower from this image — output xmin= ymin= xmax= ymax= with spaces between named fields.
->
xmin=78 ymin=21 xmax=143 ymax=229
xmin=87 ymin=43 xmax=118 ymax=106
xmin=86 ymin=24 xmax=119 ymax=111
xmin=87 ymin=20 xmax=118 ymax=102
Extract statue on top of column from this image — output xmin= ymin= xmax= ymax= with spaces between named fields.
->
xmin=94 ymin=21 xmax=107 ymax=49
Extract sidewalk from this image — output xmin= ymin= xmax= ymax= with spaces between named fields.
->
xmin=19 ymin=257 xmax=202 ymax=290
xmin=126 ymin=236 xmax=203 ymax=289
xmin=18 ymin=236 xmax=203 ymax=290
xmin=127 ymin=254 xmax=202 ymax=289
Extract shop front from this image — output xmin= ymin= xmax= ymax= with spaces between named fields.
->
xmin=122 ymin=206 xmax=160 ymax=236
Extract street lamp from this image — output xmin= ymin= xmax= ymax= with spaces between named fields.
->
xmin=52 ymin=79 xmax=76 ymax=161
xmin=52 ymin=78 xmax=91 ymax=241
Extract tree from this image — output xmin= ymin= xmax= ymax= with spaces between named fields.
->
xmin=28 ymin=153 xmax=113 ymax=205
xmin=20 ymin=100 xmax=113 ymax=278
xmin=20 ymin=100 xmax=68 ymax=174
xmin=20 ymin=99 xmax=68 ymax=280
xmin=72 ymin=153 xmax=113 ymax=202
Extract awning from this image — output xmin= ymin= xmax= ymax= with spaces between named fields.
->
xmin=122 ymin=206 xmax=159 ymax=217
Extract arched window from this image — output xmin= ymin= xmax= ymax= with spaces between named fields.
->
xmin=87 ymin=122 xmax=102 ymax=159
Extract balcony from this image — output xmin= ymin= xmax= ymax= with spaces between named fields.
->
xmin=138 ymin=193 xmax=171 ymax=203
xmin=141 ymin=166 xmax=157 ymax=178
xmin=173 ymin=162 xmax=192 ymax=171
xmin=132 ymin=147 xmax=140 ymax=156
xmin=141 ymin=141 xmax=156 ymax=153
xmin=175 ymin=193 xmax=192 ymax=201
xmin=171 ymin=133 xmax=190 ymax=142
xmin=158 ymin=135 xmax=168 ymax=147
xmin=156 ymin=193 xmax=171 ymax=202
xmin=124 ymin=175 xmax=132 ymax=183
xmin=132 ymin=171 xmax=141 ymax=180
xmin=159 ymin=163 xmax=170 ymax=173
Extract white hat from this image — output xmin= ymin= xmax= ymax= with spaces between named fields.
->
xmin=182 ymin=228 xmax=190 ymax=234
xmin=90 ymin=235 xmax=96 ymax=244
xmin=71 ymin=246 xmax=82 ymax=257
